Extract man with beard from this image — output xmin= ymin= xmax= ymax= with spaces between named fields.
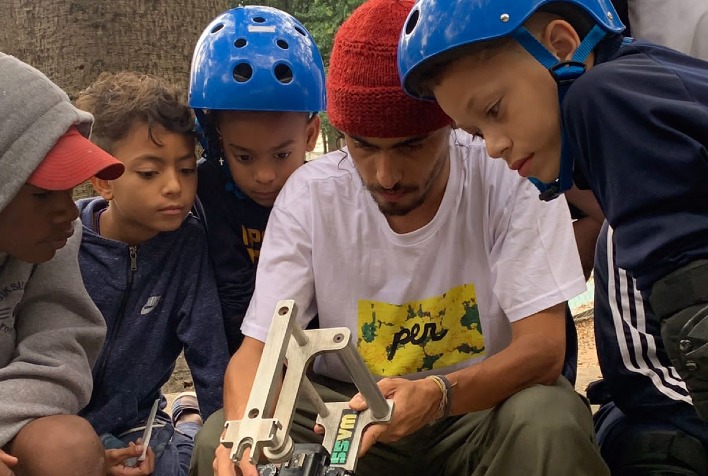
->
xmin=196 ymin=1 xmax=607 ymax=475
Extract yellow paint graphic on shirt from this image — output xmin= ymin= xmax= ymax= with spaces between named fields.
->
xmin=241 ymin=225 xmax=263 ymax=264
xmin=358 ymin=283 xmax=485 ymax=377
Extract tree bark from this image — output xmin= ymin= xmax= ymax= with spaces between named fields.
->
xmin=0 ymin=0 xmax=230 ymax=99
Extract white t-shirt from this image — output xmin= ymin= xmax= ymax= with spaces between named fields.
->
xmin=242 ymin=131 xmax=586 ymax=381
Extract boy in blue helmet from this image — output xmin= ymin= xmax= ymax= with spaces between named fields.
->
xmin=188 ymin=5 xmax=325 ymax=356
xmin=399 ymin=0 xmax=708 ymax=473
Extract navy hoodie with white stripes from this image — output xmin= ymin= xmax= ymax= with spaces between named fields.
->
xmin=76 ymin=198 xmax=230 ymax=436
xmin=564 ymin=39 xmax=708 ymax=291
xmin=594 ymin=222 xmax=707 ymax=441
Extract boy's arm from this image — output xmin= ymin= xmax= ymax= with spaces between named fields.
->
xmin=0 ymin=221 xmax=106 ymax=447
xmin=179 ymin=228 xmax=231 ymax=421
xmin=196 ymin=182 xmax=258 ymax=354
xmin=566 ymin=186 xmax=604 ymax=280
xmin=215 ymin=251 xmax=256 ymax=354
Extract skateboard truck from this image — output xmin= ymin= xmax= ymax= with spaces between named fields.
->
xmin=220 ymin=300 xmax=394 ymax=474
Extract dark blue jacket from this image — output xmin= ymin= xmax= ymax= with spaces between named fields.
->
xmin=77 ymin=198 xmax=230 ymax=436
xmin=593 ymin=222 xmax=707 ymax=442
xmin=196 ymin=159 xmax=271 ymax=353
xmin=564 ymin=39 xmax=708 ymax=291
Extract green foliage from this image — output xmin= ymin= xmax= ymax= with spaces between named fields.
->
xmin=232 ymin=0 xmax=364 ymax=152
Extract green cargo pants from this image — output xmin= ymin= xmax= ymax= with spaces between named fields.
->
xmin=190 ymin=376 xmax=608 ymax=476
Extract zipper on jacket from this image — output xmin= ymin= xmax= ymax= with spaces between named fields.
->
xmin=129 ymin=246 xmax=137 ymax=271
xmin=91 ymin=246 xmax=138 ymax=398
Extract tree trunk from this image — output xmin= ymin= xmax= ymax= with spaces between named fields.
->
xmin=323 ymin=124 xmax=343 ymax=154
xmin=0 ymin=0 xmax=230 ymax=99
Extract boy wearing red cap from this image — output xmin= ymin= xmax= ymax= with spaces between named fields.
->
xmin=195 ymin=1 xmax=607 ymax=476
xmin=0 ymin=52 xmax=124 ymax=475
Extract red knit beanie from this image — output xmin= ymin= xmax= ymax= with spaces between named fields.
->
xmin=327 ymin=0 xmax=452 ymax=138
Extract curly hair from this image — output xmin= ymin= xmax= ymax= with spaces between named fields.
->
xmin=75 ymin=71 xmax=195 ymax=154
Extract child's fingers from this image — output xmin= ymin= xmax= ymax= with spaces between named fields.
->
xmin=0 ymin=450 xmax=17 ymax=466
xmin=140 ymin=447 xmax=156 ymax=473
xmin=105 ymin=446 xmax=142 ymax=466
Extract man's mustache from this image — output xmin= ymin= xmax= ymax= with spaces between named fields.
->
xmin=366 ymin=183 xmax=419 ymax=194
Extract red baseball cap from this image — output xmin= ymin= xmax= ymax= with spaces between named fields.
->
xmin=26 ymin=126 xmax=124 ymax=190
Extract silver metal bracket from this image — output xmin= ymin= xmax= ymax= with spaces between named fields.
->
xmin=221 ymin=300 xmax=394 ymax=472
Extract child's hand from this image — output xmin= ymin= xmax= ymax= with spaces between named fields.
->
xmin=105 ymin=439 xmax=155 ymax=476
xmin=0 ymin=449 xmax=17 ymax=476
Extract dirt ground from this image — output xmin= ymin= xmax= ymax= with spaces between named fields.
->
xmin=575 ymin=316 xmax=602 ymax=395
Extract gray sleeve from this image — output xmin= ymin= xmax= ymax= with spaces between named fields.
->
xmin=0 ymin=220 xmax=106 ymax=447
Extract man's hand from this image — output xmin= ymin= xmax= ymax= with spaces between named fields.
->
xmin=213 ymin=444 xmax=260 ymax=476
xmin=0 ymin=449 xmax=17 ymax=476
xmin=105 ymin=439 xmax=155 ymax=476
xmin=348 ymin=377 xmax=441 ymax=457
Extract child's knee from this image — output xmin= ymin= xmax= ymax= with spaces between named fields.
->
xmin=11 ymin=415 xmax=105 ymax=476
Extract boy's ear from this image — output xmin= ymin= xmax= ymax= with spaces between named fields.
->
xmin=305 ymin=115 xmax=321 ymax=152
xmin=90 ymin=176 xmax=115 ymax=201
xmin=542 ymin=19 xmax=582 ymax=62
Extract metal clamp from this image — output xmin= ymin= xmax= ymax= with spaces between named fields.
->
xmin=221 ymin=300 xmax=394 ymax=472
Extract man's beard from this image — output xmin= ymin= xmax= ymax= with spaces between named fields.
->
xmin=361 ymin=150 xmax=447 ymax=217
xmin=366 ymin=182 xmax=426 ymax=216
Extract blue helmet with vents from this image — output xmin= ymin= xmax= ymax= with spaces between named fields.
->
xmin=189 ymin=6 xmax=325 ymax=197
xmin=189 ymin=5 xmax=325 ymax=113
xmin=398 ymin=0 xmax=623 ymax=99
xmin=397 ymin=0 xmax=625 ymax=200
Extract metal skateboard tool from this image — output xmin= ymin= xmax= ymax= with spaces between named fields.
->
xmin=124 ymin=397 xmax=160 ymax=467
xmin=139 ymin=398 xmax=160 ymax=462
xmin=221 ymin=300 xmax=394 ymax=475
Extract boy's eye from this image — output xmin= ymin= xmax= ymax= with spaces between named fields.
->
xmin=487 ymin=101 xmax=501 ymax=118
xmin=236 ymin=154 xmax=253 ymax=163
xmin=274 ymin=151 xmax=292 ymax=160
xmin=180 ymin=167 xmax=196 ymax=175
xmin=137 ymin=171 xmax=157 ymax=179
xmin=32 ymin=190 xmax=52 ymax=200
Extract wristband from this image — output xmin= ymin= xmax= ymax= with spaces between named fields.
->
xmin=425 ymin=374 xmax=455 ymax=422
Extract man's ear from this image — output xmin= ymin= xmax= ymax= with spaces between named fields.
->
xmin=305 ymin=115 xmax=321 ymax=152
xmin=542 ymin=19 xmax=582 ymax=62
xmin=90 ymin=176 xmax=114 ymax=201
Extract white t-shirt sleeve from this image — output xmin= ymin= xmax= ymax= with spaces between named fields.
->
xmin=240 ymin=204 xmax=318 ymax=343
xmin=487 ymin=176 xmax=586 ymax=322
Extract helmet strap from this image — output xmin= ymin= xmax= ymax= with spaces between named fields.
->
xmin=513 ymin=24 xmax=607 ymax=201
